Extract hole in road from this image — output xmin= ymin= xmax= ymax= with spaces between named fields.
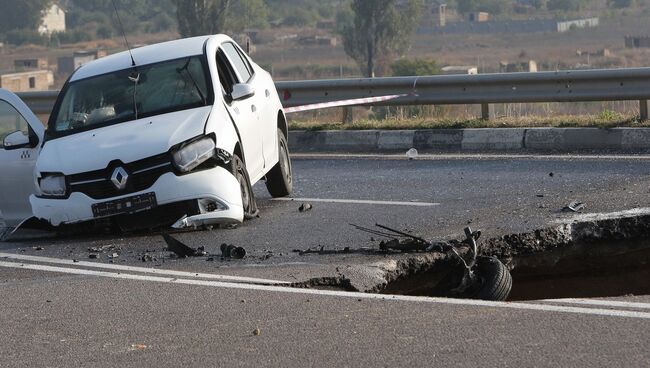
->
xmin=507 ymin=241 xmax=650 ymax=301
xmin=379 ymin=239 xmax=650 ymax=302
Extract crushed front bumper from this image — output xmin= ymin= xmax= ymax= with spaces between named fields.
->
xmin=30 ymin=166 xmax=244 ymax=227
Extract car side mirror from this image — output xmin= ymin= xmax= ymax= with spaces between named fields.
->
xmin=231 ymin=83 xmax=255 ymax=101
xmin=3 ymin=131 xmax=31 ymax=150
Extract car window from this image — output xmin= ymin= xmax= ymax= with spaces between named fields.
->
xmin=0 ymin=100 xmax=30 ymax=149
xmin=221 ymin=42 xmax=253 ymax=83
xmin=216 ymin=49 xmax=238 ymax=96
xmin=50 ymin=56 xmax=212 ymax=135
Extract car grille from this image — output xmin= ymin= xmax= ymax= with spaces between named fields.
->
xmin=67 ymin=153 xmax=173 ymax=200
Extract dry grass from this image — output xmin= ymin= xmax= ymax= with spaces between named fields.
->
xmin=288 ymin=113 xmax=649 ymax=130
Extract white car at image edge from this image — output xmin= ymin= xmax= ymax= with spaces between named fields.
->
xmin=0 ymin=34 xmax=293 ymax=232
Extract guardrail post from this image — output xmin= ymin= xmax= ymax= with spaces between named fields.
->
xmin=481 ymin=103 xmax=490 ymax=120
xmin=640 ymin=100 xmax=649 ymax=121
xmin=342 ymin=107 xmax=353 ymax=124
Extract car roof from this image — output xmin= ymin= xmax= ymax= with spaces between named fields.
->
xmin=70 ymin=35 xmax=231 ymax=82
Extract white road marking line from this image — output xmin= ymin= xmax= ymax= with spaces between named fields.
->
xmin=1 ymin=261 xmax=650 ymax=320
xmin=540 ymin=298 xmax=650 ymax=310
xmin=552 ymin=207 xmax=650 ymax=224
xmin=0 ymin=252 xmax=288 ymax=285
xmin=272 ymin=197 xmax=439 ymax=207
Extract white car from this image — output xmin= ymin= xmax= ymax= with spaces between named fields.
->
xmin=0 ymin=35 xmax=293 ymax=232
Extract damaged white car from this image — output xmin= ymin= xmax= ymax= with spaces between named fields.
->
xmin=1 ymin=35 xmax=293 ymax=232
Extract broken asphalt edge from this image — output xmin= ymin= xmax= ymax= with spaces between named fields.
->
xmin=292 ymin=208 xmax=650 ymax=295
xmin=288 ymin=128 xmax=650 ymax=153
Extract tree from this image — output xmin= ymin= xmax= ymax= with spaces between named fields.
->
xmin=547 ymin=0 xmax=586 ymax=11
xmin=226 ymin=0 xmax=269 ymax=32
xmin=0 ymin=0 xmax=52 ymax=35
xmin=531 ymin=0 xmax=547 ymax=9
xmin=457 ymin=0 xmax=511 ymax=14
xmin=339 ymin=0 xmax=423 ymax=78
xmin=608 ymin=0 xmax=633 ymax=8
xmin=173 ymin=0 xmax=231 ymax=37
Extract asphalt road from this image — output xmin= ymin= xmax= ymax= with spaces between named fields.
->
xmin=1 ymin=153 xmax=650 ymax=367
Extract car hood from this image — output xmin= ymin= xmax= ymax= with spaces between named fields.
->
xmin=37 ymin=106 xmax=212 ymax=175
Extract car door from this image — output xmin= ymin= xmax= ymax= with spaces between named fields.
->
xmin=218 ymin=42 xmax=265 ymax=181
xmin=0 ymin=89 xmax=45 ymax=227
xmin=233 ymin=45 xmax=277 ymax=170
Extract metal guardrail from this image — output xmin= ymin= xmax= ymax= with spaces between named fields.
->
xmin=16 ymin=67 xmax=650 ymax=119
xmin=15 ymin=90 xmax=59 ymax=116
xmin=277 ymin=68 xmax=650 ymax=119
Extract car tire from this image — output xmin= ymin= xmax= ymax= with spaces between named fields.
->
xmin=265 ymin=129 xmax=293 ymax=198
xmin=232 ymin=153 xmax=258 ymax=220
xmin=471 ymin=257 xmax=512 ymax=301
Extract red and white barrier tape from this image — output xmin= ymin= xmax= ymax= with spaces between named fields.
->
xmin=283 ymin=93 xmax=408 ymax=114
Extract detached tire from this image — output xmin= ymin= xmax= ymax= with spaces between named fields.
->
xmin=231 ymin=154 xmax=258 ymax=219
xmin=265 ymin=129 xmax=293 ymax=197
xmin=472 ymin=257 xmax=512 ymax=301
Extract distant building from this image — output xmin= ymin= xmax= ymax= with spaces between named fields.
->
xmin=0 ymin=70 xmax=54 ymax=92
xmin=14 ymin=58 xmax=49 ymax=72
xmin=625 ymin=36 xmax=650 ymax=48
xmin=500 ymin=60 xmax=538 ymax=73
xmin=440 ymin=66 xmax=478 ymax=75
xmin=57 ymin=50 xmax=107 ymax=75
xmin=38 ymin=4 xmax=66 ymax=35
xmin=432 ymin=3 xmax=447 ymax=27
xmin=556 ymin=18 xmax=599 ymax=33
xmin=468 ymin=12 xmax=489 ymax=22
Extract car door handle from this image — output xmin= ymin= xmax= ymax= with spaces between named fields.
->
xmin=251 ymin=105 xmax=257 ymax=112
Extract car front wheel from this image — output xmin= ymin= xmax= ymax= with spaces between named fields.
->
xmin=231 ymin=153 xmax=258 ymax=219
xmin=265 ymin=129 xmax=293 ymax=197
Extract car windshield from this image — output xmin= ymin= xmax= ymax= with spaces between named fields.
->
xmin=51 ymin=56 xmax=212 ymax=134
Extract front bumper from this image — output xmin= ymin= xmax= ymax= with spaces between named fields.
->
xmin=30 ymin=166 xmax=244 ymax=227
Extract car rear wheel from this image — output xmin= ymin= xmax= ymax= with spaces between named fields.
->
xmin=265 ymin=129 xmax=293 ymax=197
xmin=232 ymin=153 xmax=258 ymax=219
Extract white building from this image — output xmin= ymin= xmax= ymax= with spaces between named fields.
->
xmin=38 ymin=4 xmax=66 ymax=35
xmin=557 ymin=18 xmax=599 ymax=33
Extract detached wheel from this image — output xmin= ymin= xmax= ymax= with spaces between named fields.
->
xmin=265 ymin=129 xmax=293 ymax=197
xmin=232 ymin=154 xmax=258 ymax=219
xmin=471 ymin=257 xmax=512 ymax=301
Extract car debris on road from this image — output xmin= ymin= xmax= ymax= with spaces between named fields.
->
xmin=162 ymin=233 xmax=207 ymax=258
xmin=562 ymin=201 xmax=585 ymax=212
xmin=221 ymin=243 xmax=246 ymax=259
xmin=406 ymin=148 xmax=418 ymax=160
xmin=298 ymin=203 xmax=313 ymax=213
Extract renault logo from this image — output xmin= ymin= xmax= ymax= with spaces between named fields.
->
xmin=111 ymin=167 xmax=129 ymax=190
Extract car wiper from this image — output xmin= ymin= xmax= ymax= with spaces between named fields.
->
xmin=177 ymin=58 xmax=207 ymax=105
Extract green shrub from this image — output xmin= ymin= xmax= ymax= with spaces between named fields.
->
xmin=4 ymin=29 xmax=48 ymax=46
xmin=391 ymin=58 xmax=440 ymax=77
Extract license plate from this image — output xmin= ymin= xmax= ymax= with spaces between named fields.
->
xmin=92 ymin=192 xmax=157 ymax=218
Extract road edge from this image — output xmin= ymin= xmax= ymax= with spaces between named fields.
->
xmin=288 ymin=128 xmax=650 ymax=153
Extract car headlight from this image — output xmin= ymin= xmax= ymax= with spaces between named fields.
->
xmin=39 ymin=174 xmax=67 ymax=197
xmin=172 ymin=137 xmax=216 ymax=173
